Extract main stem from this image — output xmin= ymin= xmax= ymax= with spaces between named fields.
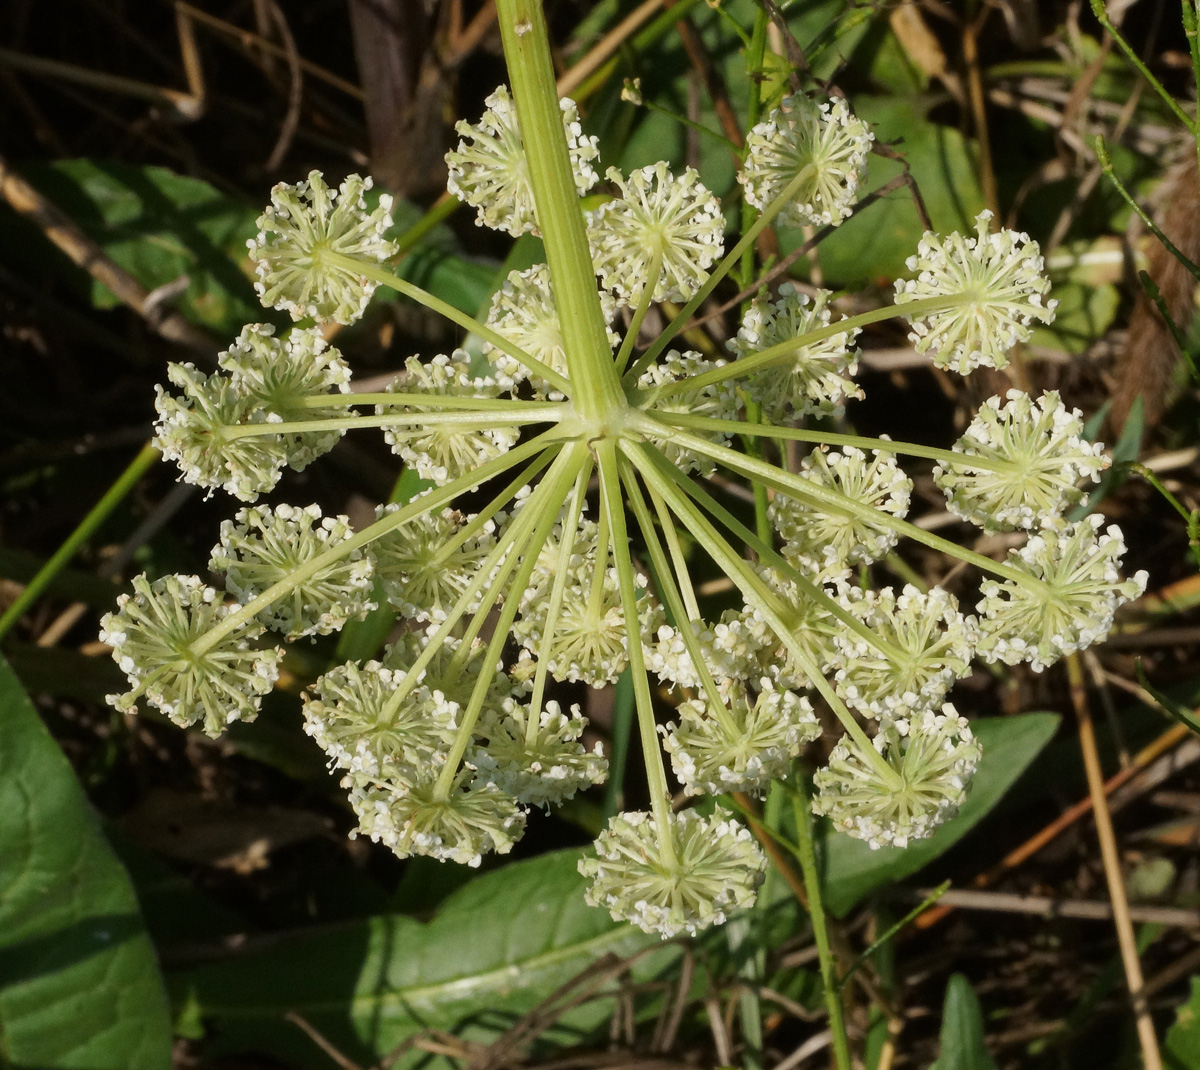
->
xmin=498 ymin=0 xmax=626 ymax=422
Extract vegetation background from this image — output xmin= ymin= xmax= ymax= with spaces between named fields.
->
xmin=2 ymin=1 xmax=1200 ymax=1068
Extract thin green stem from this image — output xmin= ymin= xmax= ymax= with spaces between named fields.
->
xmin=0 ymin=442 xmax=159 ymax=644
xmin=498 ymin=0 xmax=624 ymax=420
xmin=191 ymin=429 xmax=567 ymax=657
xmin=596 ymin=439 xmax=677 ymax=864
xmin=1090 ymin=0 xmax=1197 ymax=132
xmin=433 ymin=443 xmax=588 ymax=798
xmin=326 ymin=251 xmax=572 ymax=394
xmin=646 ymin=295 xmax=967 ymax=398
xmin=295 ymin=392 xmax=562 ymax=411
xmin=653 ymin=411 xmax=1012 ymax=472
xmin=792 ymin=782 xmax=853 ymax=1070
xmin=624 ymin=439 xmax=897 ymax=785
xmin=651 ymin=451 xmax=909 ymax=664
xmin=614 ymin=249 xmax=663 ymax=376
xmin=219 ymin=406 xmax=562 ymax=439
xmin=632 ymin=410 xmax=1043 ymax=591
xmin=1095 ymin=137 xmax=1200 ymax=282
xmin=621 ymin=458 xmax=740 ymax=738
xmin=627 ymin=163 xmax=819 ymax=382
xmin=528 ymin=458 xmax=594 ymax=744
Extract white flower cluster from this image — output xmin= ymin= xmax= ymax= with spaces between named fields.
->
xmin=107 ymin=70 xmax=1150 ymax=943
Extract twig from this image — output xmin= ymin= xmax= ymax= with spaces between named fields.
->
xmin=556 ymin=0 xmax=665 ymax=96
xmin=909 ymin=888 xmax=1200 ymax=928
xmin=0 ymin=154 xmax=213 ymax=353
xmin=259 ymin=0 xmax=304 ymax=171
xmin=917 ymin=721 xmax=1191 ymax=929
xmin=1067 ymin=652 xmax=1163 ymax=1070
xmin=283 ymin=1011 xmax=366 ymax=1070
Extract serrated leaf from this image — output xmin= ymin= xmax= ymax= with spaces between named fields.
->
xmin=823 ymin=713 xmax=1059 ymax=916
xmin=0 ymin=652 xmax=172 ymax=1069
xmin=929 ymin=974 xmax=999 ymax=1070
xmin=172 ymin=848 xmax=673 ymax=1067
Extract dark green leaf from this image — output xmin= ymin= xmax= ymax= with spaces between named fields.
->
xmin=823 ymin=713 xmax=1059 ymax=916
xmin=172 ymin=848 xmax=673 ymax=1068
xmin=0 ymin=652 xmax=172 ymax=1069
xmin=929 ymin=974 xmax=999 ymax=1070
xmin=1166 ymin=977 xmax=1200 ymax=1070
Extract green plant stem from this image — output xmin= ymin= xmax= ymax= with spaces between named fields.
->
xmin=190 ymin=428 xmax=567 ymax=658
xmin=498 ymin=0 xmax=624 ymax=421
xmin=621 ymin=459 xmax=741 ymax=737
xmin=0 ymin=442 xmax=159 ymax=644
xmin=648 ymin=294 xmax=968 ymax=398
xmin=326 ymin=251 xmax=571 ymax=394
xmin=219 ymin=406 xmax=560 ymax=440
xmin=614 ymin=250 xmax=663 ymax=375
xmin=597 ymin=440 xmax=677 ymax=863
xmin=1131 ymin=462 xmax=1200 ymax=568
xmin=624 ymin=439 xmax=898 ymax=785
xmin=433 ymin=443 xmax=587 ymax=798
xmin=653 ymin=410 xmax=1013 ymax=472
xmin=1094 ymin=137 xmax=1200 ymax=283
xmin=295 ymin=392 xmax=562 ymax=411
xmin=633 ymin=411 xmax=1045 ymax=592
xmin=394 ymin=192 xmax=460 ymax=258
xmin=792 ymin=782 xmax=852 ymax=1070
xmin=1090 ymin=0 xmax=1197 ymax=133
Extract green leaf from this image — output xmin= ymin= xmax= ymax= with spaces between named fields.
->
xmin=929 ymin=974 xmax=999 ymax=1070
xmin=807 ymin=95 xmax=986 ymax=287
xmin=0 ymin=652 xmax=172 ymax=1069
xmin=172 ymin=848 xmax=673 ymax=1067
xmin=18 ymin=160 xmax=266 ymax=338
xmin=823 ymin=713 xmax=1059 ymax=916
xmin=1166 ymin=977 xmax=1200 ymax=1070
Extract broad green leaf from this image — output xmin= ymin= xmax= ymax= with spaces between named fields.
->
xmin=0 ymin=652 xmax=172 ymax=1069
xmin=172 ymin=848 xmax=673 ymax=1068
xmin=19 ymin=159 xmax=265 ymax=337
xmin=929 ymin=974 xmax=999 ymax=1070
xmin=824 ymin=713 xmax=1059 ymax=916
xmin=1166 ymin=977 xmax=1200 ymax=1070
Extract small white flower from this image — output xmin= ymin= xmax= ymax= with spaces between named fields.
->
xmin=975 ymin=515 xmax=1147 ymax=671
xmin=248 ymin=171 xmax=397 ymax=325
xmin=209 ymin=504 xmax=375 ymax=638
xmin=739 ymin=94 xmax=873 ymax=228
xmin=579 ymin=808 xmax=766 ymax=937
xmin=813 ymin=704 xmax=981 ymax=849
xmin=729 ymin=285 xmax=863 ymax=421
xmin=934 ymin=389 xmax=1108 ymax=531
xmin=380 ymin=353 xmax=519 ymax=484
xmin=770 ymin=446 xmax=912 ymax=581
xmin=894 ymin=210 xmax=1057 ymax=373
xmin=638 ymin=350 xmax=742 ymax=476
xmin=663 ymin=676 xmax=820 ymax=796
xmin=99 ymin=573 xmax=281 ymax=736
xmin=588 ymin=163 xmax=725 ymax=305
xmin=445 ymin=86 xmax=600 ymax=236
xmin=830 ymin=585 xmax=977 ymax=717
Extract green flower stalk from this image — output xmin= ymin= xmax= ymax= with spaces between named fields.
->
xmin=102 ymin=0 xmax=1148 ymax=940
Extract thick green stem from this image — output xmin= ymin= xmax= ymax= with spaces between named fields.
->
xmin=793 ymin=782 xmax=853 ymax=1070
xmin=497 ymin=0 xmax=625 ymax=420
xmin=0 ymin=442 xmax=159 ymax=644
